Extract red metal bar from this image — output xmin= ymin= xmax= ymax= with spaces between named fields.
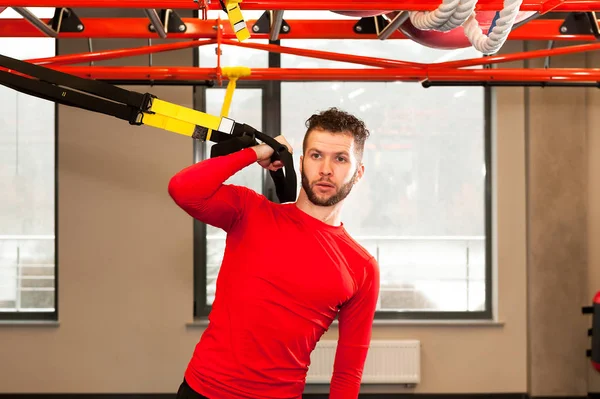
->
xmin=221 ymin=39 xmax=426 ymax=69
xmin=509 ymin=19 xmax=597 ymax=41
xmin=0 ymin=0 xmax=599 ymax=12
xmin=48 ymin=65 xmax=600 ymax=82
xmin=540 ymin=0 xmax=565 ymax=13
xmin=432 ymin=42 xmax=600 ymax=69
xmin=216 ymin=15 xmax=222 ymax=85
xmin=27 ymin=39 xmax=215 ymax=66
xmin=0 ymin=18 xmax=594 ymax=41
xmin=425 ymin=68 xmax=600 ymax=81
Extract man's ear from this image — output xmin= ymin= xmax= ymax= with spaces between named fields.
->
xmin=299 ymin=155 xmax=303 ymax=173
xmin=355 ymin=163 xmax=365 ymax=183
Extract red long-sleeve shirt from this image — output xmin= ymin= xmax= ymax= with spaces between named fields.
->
xmin=168 ymin=147 xmax=380 ymax=399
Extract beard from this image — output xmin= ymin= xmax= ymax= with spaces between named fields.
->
xmin=301 ymin=165 xmax=359 ymax=207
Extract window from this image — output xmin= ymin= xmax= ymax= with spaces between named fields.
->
xmin=279 ymin=39 xmax=490 ymax=319
xmin=193 ymin=83 xmax=268 ymax=315
xmin=0 ymin=7 xmax=57 ymax=321
xmin=194 ymin=14 xmax=491 ymax=320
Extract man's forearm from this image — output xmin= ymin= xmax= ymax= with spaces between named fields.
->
xmin=329 ymin=344 xmax=369 ymax=399
xmin=168 ymin=147 xmax=257 ymax=202
xmin=330 ymin=372 xmax=362 ymax=399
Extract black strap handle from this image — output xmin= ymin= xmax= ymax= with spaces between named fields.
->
xmin=218 ymin=123 xmax=297 ymax=203
xmin=254 ymin=131 xmax=297 ymax=204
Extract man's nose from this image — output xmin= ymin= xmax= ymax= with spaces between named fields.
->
xmin=319 ymin=159 xmax=333 ymax=176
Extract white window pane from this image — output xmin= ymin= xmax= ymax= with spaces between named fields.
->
xmin=467 ymin=238 xmax=486 ymax=280
xmin=281 ymin=75 xmax=486 ymax=313
xmin=0 ymin=7 xmax=55 ymax=19
xmin=0 ymin=238 xmax=55 ymax=312
xmin=0 ymin=29 xmax=55 ymax=313
xmin=281 ymin=39 xmax=482 ymax=68
xmin=203 ymin=88 xmax=262 ymax=305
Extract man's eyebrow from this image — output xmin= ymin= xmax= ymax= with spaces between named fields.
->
xmin=307 ymin=148 xmax=350 ymax=155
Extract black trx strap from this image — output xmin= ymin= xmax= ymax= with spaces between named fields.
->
xmin=0 ymin=54 xmax=297 ymax=203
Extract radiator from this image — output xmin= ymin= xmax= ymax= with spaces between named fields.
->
xmin=306 ymin=340 xmax=421 ymax=385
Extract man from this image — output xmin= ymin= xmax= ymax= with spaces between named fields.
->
xmin=169 ymin=107 xmax=380 ymax=399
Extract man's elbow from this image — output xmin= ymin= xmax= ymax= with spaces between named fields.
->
xmin=168 ymin=173 xmax=213 ymax=212
xmin=167 ymin=174 xmax=189 ymax=207
xmin=168 ymin=174 xmax=180 ymax=198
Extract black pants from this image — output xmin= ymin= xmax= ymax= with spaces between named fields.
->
xmin=176 ymin=378 xmax=210 ymax=399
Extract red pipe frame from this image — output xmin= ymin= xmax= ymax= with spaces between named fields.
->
xmin=50 ymin=66 xmax=600 ymax=82
xmin=0 ymin=18 xmax=595 ymax=41
xmin=1 ymin=0 xmax=600 ymax=12
xmin=27 ymin=39 xmax=217 ymax=65
xmin=0 ymin=3 xmax=598 ymax=83
xmin=30 ymin=35 xmax=600 ymax=82
xmin=35 ymin=36 xmax=600 ymax=83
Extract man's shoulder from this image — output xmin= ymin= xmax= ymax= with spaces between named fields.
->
xmin=340 ymin=233 xmax=378 ymax=268
xmin=225 ymin=184 xmax=284 ymax=217
xmin=339 ymin=235 xmax=379 ymax=297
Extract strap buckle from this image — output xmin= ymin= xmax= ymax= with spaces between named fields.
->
xmin=129 ymin=93 xmax=157 ymax=125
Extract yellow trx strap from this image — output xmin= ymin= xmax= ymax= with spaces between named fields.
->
xmin=142 ymin=98 xmax=231 ymax=138
xmin=206 ymin=66 xmax=251 ymax=141
xmin=132 ymin=67 xmax=251 ymax=140
xmin=225 ymin=0 xmax=251 ymax=42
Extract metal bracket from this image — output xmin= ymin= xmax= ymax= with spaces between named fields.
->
xmin=148 ymin=9 xmax=187 ymax=35
xmin=591 ymin=12 xmax=600 ymax=37
xmin=559 ymin=12 xmax=599 ymax=38
xmin=12 ymin=7 xmax=58 ymax=36
xmin=544 ymin=40 xmax=555 ymax=69
xmin=377 ymin=11 xmax=408 ymax=40
xmin=353 ymin=15 xmax=389 ymax=35
xmin=251 ymin=11 xmax=290 ymax=35
xmin=48 ymin=7 xmax=84 ymax=33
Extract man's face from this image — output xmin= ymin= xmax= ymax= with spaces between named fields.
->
xmin=300 ymin=128 xmax=364 ymax=207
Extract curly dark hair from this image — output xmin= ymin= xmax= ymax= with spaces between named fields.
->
xmin=302 ymin=107 xmax=370 ymax=161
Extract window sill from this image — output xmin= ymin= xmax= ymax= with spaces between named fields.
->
xmin=187 ymin=319 xmax=505 ymax=328
xmin=0 ymin=320 xmax=60 ymax=327
xmin=371 ymin=319 xmax=505 ymax=326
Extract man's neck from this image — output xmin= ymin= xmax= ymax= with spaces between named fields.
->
xmin=294 ymin=191 xmax=343 ymax=227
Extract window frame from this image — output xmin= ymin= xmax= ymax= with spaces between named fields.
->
xmin=193 ymin=38 xmax=493 ymax=321
xmin=0 ymin=39 xmax=59 ymax=322
xmin=193 ymin=81 xmax=281 ymax=318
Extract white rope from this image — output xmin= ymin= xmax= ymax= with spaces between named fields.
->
xmin=462 ymin=0 xmax=523 ymax=54
xmin=408 ymin=0 xmax=523 ymax=54
xmin=409 ymin=0 xmax=478 ymax=32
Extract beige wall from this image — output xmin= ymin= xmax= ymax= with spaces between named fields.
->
xmin=524 ymin=40 xmax=590 ymax=397
xmin=0 ymin=38 xmax=598 ymax=396
xmin=587 ymin=48 xmax=600 ymax=393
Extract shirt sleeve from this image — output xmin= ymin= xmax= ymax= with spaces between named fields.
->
xmin=329 ymin=256 xmax=380 ymax=399
xmin=168 ymin=148 xmax=258 ymax=232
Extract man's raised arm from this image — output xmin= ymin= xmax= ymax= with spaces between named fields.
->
xmin=168 ymin=147 xmax=258 ymax=232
